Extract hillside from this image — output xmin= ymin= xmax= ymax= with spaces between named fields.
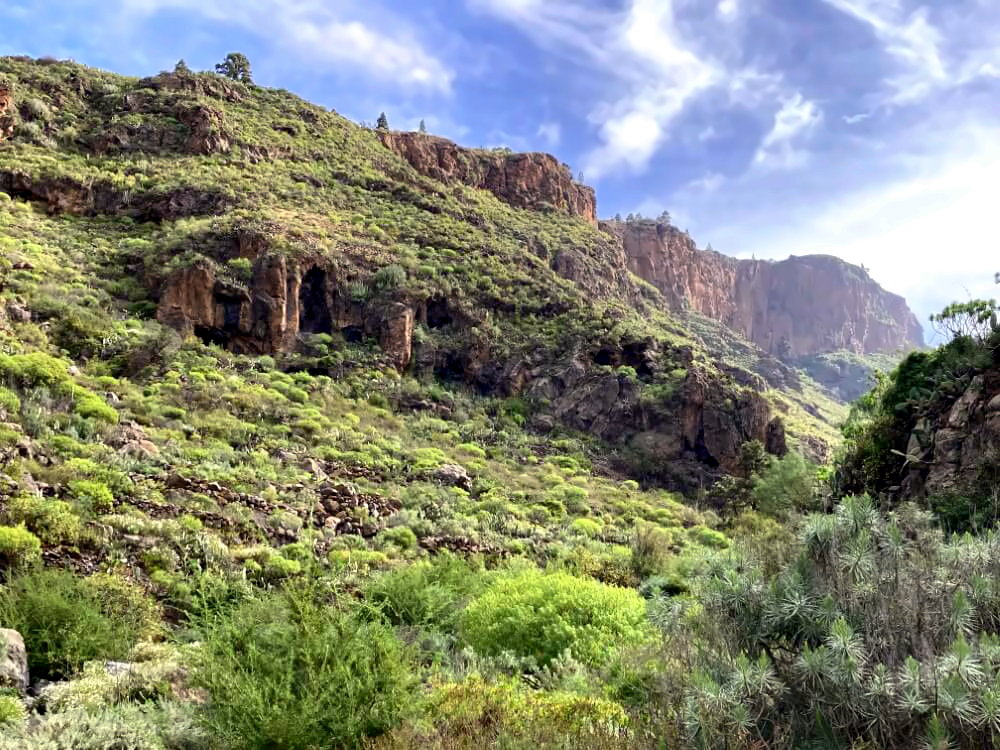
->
xmin=1 ymin=55 xmax=985 ymax=750
xmin=608 ymin=220 xmax=922 ymax=396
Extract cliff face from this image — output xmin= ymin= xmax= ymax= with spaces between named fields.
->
xmin=377 ymin=132 xmax=597 ymax=225
xmin=610 ymin=221 xmax=924 ymax=359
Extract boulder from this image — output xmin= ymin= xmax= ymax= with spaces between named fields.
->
xmin=433 ymin=464 xmax=472 ymax=491
xmin=0 ymin=629 xmax=28 ymax=694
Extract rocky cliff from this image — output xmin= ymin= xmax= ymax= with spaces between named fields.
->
xmin=609 ymin=221 xmax=924 ymax=360
xmin=377 ymin=131 xmax=597 ymax=224
xmin=898 ymin=370 xmax=1000 ymax=501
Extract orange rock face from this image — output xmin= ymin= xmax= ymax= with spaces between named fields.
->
xmin=377 ymin=132 xmax=597 ymax=225
xmin=154 ymin=248 xmax=415 ymax=370
xmin=0 ymin=84 xmax=14 ymax=142
xmin=609 ymin=221 xmax=924 ymax=358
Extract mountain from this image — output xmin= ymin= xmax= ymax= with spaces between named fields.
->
xmin=609 ymin=220 xmax=923 ymax=397
xmin=1 ymin=55 xmax=972 ymax=750
xmin=0 ymin=56 xmax=855 ymax=491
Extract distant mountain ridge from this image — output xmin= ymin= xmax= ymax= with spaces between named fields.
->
xmin=608 ymin=220 xmax=923 ymax=360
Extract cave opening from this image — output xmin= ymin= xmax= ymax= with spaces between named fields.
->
xmin=299 ymin=267 xmax=332 ymax=335
xmin=194 ymin=325 xmax=229 ymax=348
xmin=593 ymin=348 xmax=618 ymax=367
xmin=622 ymin=342 xmax=654 ymax=381
xmin=426 ymin=297 xmax=453 ymax=329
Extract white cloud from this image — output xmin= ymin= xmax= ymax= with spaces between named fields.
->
xmin=121 ymin=0 xmax=453 ymax=91
xmin=694 ymin=121 xmax=1000 ymax=328
xmin=536 ymin=121 xmax=562 ymax=148
xmin=688 ymin=172 xmax=725 ymax=193
xmin=471 ymin=0 xmax=738 ymax=179
xmin=843 ymin=111 xmax=872 ymax=125
xmin=753 ymin=93 xmax=822 ymax=169
xmin=717 ymin=0 xmax=739 ymax=20
xmin=822 ymin=0 xmax=998 ymax=104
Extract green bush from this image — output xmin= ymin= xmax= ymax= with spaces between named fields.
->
xmin=5 ymin=495 xmax=81 ymax=545
xmin=193 ymin=583 xmax=416 ymax=749
xmin=67 ymin=479 xmax=115 ymax=514
xmin=365 ymin=556 xmax=485 ymax=632
xmin=374 ymin=264 xmax=407 ymax=291
xmin=0 ymin=387 xmax=19 ymax=417
xmin=0 ymin=525 xmax=42 ymax=569
xmin=0 ymin=705 xmax=177 ymax=750
xmin=374 ymin=677 xmax=631 ymax=749
xmin=751 ymin=451 xmax=817 ymax=517
xmin=461 ymin=569 xmax=649 ymax=668
xmin=0 ymin=569 xmax=159 ymax=679
xmin=0 ymin=695 xmax=25 ymax=726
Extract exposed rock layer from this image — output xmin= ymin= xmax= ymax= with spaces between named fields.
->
xmin=899 ymin=370 xmax=1000 ymax=501
xmin=155 ymin=236 xmax=415 ymax=370
xmin=377 ymin=131 xmax=597 ymax=225
xmin=609 ymin=221 xmax=924 ymax=359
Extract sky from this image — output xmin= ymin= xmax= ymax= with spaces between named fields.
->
xmin=2 ymin=0 xmax=1000 ymax=328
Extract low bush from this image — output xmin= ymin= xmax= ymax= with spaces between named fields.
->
xmin=5 ymin=495 xmax=81 ymax=545
xmin=0 ymin=569 xmax=159 ymax=679
xmin=364 ymin=555 xmax=486 ymax=632
xmin=0 ymin=525 xmax=42 ymax=570
xmin=192 ymin=583 xmax=416 ymax=749
xmin=373 ymin=677 xmax=633 ymax=750
xmin=461 ymin=569 xmax=649 ymax=668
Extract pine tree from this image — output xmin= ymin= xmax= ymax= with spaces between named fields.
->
xmin=376 ymin=112 xmax=389 ymax=131
xmin=215 ymin=53 xmax=252 ymax=84
xmin=418 ymin=119 xmax=427 ymax=134
xmin=174 ymin=59 xmax=191 ymax=75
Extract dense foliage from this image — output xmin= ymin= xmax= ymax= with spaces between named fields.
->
xmin=1 ymin=55 xmax=991 ymax=750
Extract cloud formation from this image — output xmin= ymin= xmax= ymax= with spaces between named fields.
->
xmin=121 ymin=0 xmax=454 ymax=91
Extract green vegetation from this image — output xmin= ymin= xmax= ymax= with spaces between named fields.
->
xmin=2 ymin=54 xmax=987 ymax=749
xmin=461 ymin=568 xmax=649 ymax=668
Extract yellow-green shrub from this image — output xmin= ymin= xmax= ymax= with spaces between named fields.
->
xmin=461 ymin=569 xmax=649 ymax=668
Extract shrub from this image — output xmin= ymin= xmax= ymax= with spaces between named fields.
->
xmin=379 ymin=525 xmax=418 ymax=553
xmin=0 ymin=705 xmax=170 ymax=750
xmin=5 ymin=495 xmax=81 ymax=545
xmin=630 ymin=524 xmax=673 ymax=579
xmin=0 ymin=525 xmax=42 ymax=569
xmin=0 ymin=569 xmax=159 ymax=679
xmin=570 ymin=518 xmax=602 ymax=538
xmin=67 ymin=479 xmax=115 ymax=514
xmin=374 ymin=677 xmax=631 ymax=749
xmin=461 ymin=569 xmax=649 ymax=668
xmin=0 ymin=695 xmax=25 ymax=726
xmin=192 ymin=584 xmax=416 ymax=749
xmin=365 ymin=556 xmax=485 ymax=632
xmin=225 ymin=257 xmax=253 ymax=283
xmin=751 ymin=451 xmax=817 ymax=517
xmin=0 ymin=387 xmax=19 ymax=417
xmin=374 ymin=264 xmax=407 ymax=291
xmin=22 ymin=97 xmax=51 ymax=121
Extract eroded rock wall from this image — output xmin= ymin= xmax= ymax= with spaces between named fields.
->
xmin=377 ymin=132 xmax=597 ymax=225
xmin=610 ymin=221 xmax=924 ymax=359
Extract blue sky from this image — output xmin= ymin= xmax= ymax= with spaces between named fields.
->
xmin=3 ymin=0 xmax=1000 ymax=326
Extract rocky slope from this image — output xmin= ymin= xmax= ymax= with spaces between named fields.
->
xmin=0 ymin=57 xmax=854 ymax=496
xmin=609 ymin=220 xmax=923 ymax=361
xmin=377 ymin=131 xmax=597 ymax=225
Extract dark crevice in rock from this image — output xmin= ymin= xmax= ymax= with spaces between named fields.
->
xmin=299 ymin=267 xmax=332 ymax=335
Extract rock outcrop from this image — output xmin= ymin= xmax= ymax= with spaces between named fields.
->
xmin=0 ymin=170 xmax=230 ymax=220
xmin=377 ymin=132 xmax=597 ymax=224
xmin=609 ymin=221 xmax=924 ymax=359
xmin=154 ymin=235 xmax=416 ymax=369
xmin=0 ymin=83 xmax=14 ymax=142
xmin=0 ymin=628 xmax=28 ymax=694
xmin=898 ymin=371 xmax=1000 ymax=501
